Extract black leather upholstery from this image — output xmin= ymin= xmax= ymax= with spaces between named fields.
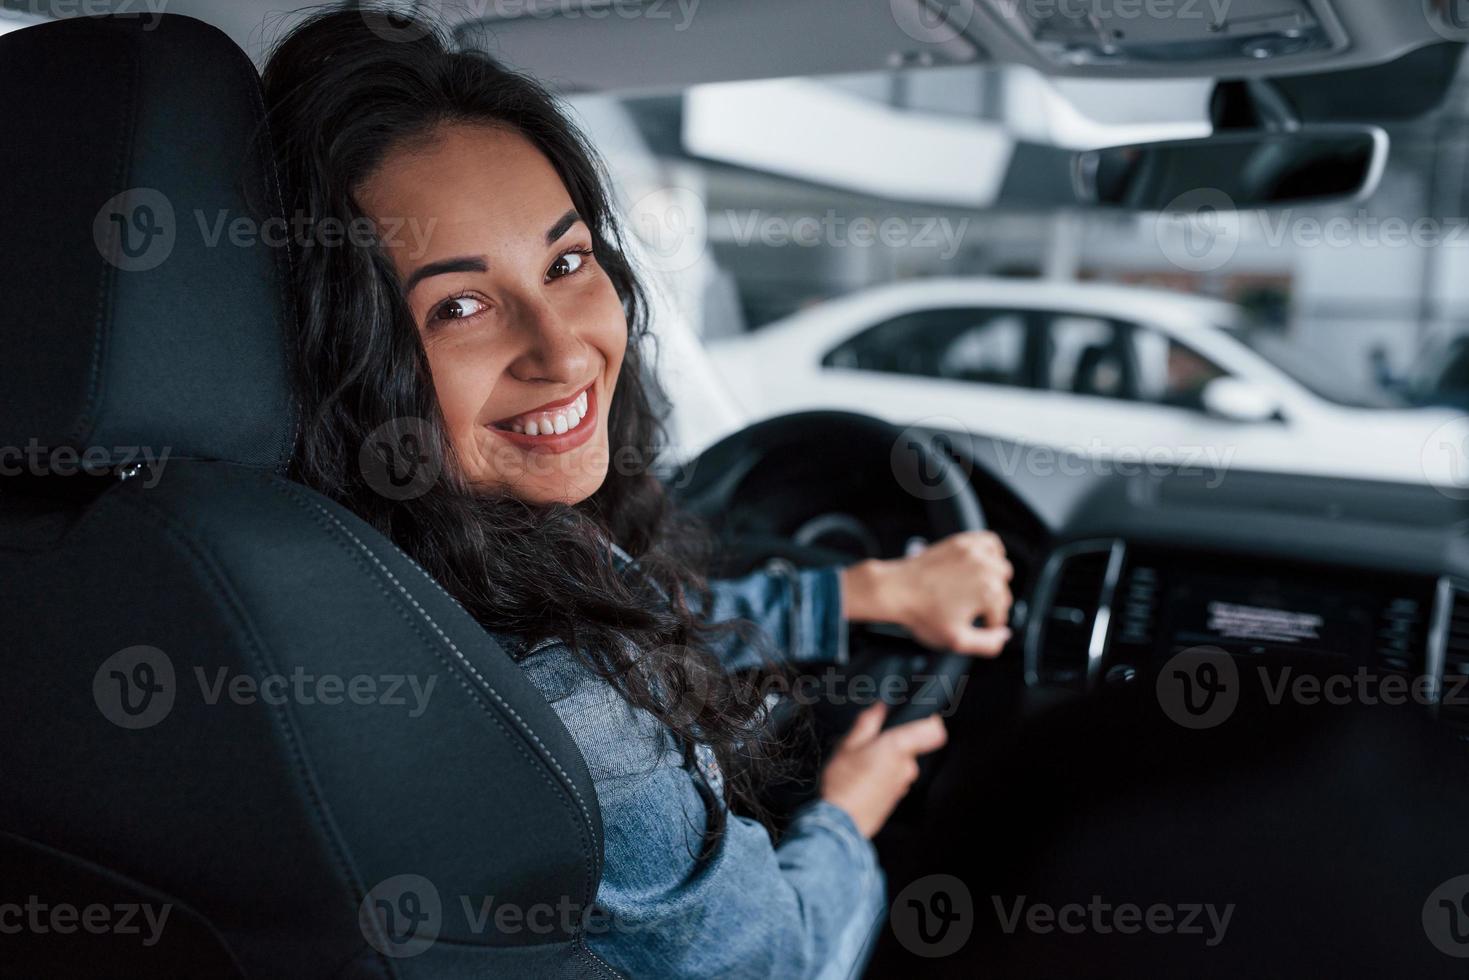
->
xmin=0 ymin=15 xmax=612 ymax=978
xmin=0 ymin=13 xmax=293 ymax=468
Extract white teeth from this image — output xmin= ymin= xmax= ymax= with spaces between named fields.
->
xmin=498 ymin=389 xmax=591 ymax=437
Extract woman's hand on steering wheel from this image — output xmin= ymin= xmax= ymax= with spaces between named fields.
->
xmin=819 ymin=701 xmax=948 ymax=838
xmin=839 ymin=530 xmax=1014 ymax=657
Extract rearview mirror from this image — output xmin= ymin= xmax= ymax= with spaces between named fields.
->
xmin=1074 ymin=126 xmax=1387 ymax=212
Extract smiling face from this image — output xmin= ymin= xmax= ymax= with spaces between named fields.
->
xmin=357 ymin=123 xmax=628 ymax=505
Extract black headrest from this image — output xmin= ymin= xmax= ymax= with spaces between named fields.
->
xmin=0 ymin=14 xmax=296 ymax=473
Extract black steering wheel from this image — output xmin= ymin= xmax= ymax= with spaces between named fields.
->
xmin=674 ymin=410 xmax=987 ymax=729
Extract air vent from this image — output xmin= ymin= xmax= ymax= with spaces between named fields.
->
xmin=1373 ymin=595 xmax=1426 ymax=677
xmin=1115 ymin=564 xmax=1160 ymax=652
xmin=1433 ymin=580 xmax=1469 ymax=728
xmin=1026 ymin=541 xmax=1124 ymax=692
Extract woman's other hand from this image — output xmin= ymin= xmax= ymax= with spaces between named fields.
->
xmin=819 ymin=702 xmax=947 ymax=838
xmin=840 ymin=530 xmax=1014 ymax=657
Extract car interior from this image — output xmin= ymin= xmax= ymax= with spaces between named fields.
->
xmin=5 ymin=1 xmax=1469 ymax=978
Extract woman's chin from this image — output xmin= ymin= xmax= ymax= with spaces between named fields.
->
xmin=467 ymin=458 xmax=609 ymax=506
xmin=526 ymin=477 xmax=604 ymax=507
xmin=466 ymin=425 xmax=613 ymax=503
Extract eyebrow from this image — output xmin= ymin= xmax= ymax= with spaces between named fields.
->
xmin=545 ymin=208 xmax=583 ymax=245
xmin=402 ymin=209 xmax=586 ymax=295
xmin=404 ymin=256 xmax=487 ymax=295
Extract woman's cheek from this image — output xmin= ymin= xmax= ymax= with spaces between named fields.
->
xmin=424 ymin=350 xmax=492 ymax=475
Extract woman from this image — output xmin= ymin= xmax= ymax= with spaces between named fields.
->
xmin=263 ymin=10 xmax=1013 ymax=977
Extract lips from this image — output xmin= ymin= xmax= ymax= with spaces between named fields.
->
xmin=491 ymin=384 xmax=591 ymax=436
xmin=486 ymin=383 xmax=598 ymax=453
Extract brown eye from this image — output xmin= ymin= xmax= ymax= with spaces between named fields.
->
xmin=433 ymin=296 xmax=488 ymax=322
xmin=547 ymin=249 xmax=588 ymax=281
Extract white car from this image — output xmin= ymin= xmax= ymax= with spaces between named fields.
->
xmin=708 ymin=278 xmax=1469 ymax=489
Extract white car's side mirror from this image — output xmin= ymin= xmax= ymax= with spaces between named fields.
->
xmin=1201 ymin=377 xmax=1282 ymax=423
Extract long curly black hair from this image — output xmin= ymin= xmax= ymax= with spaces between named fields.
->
xmin=262 ymin=6 xmax=787 ymax=842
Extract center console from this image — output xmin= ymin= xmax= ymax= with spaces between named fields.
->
xmin=1024 ymin=538 xmax=1462 ymax=720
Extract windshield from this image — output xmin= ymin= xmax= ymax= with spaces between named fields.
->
xmin=1226 ymin=325 xmax=1401 ymax=409
xmin=564 ymin=49 xmax=1469 ymax=468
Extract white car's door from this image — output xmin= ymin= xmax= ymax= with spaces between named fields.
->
xmin=806 ymin=306 xmax=1073 ymax=446
xmin=795 ymin=306 xmax=1233 ymax=478
xmin=1042 ymin=315 xmax=1283 ymax=478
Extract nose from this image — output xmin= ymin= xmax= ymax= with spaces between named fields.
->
xmin=504 ymin=292 xmax=592 ymax=385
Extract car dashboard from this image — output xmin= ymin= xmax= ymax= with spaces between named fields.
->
xmin=951 ymin=429 xmax=1469 ymax=730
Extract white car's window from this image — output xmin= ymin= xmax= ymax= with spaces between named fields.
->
xmin=1133 ymin=326 xmax=1230 ymax=409
xmin=824 ymin=309 xmax=1033 ymax=388
xmin=1047 ymin=315 xmax=1127 ymax=398
xmin=937 ymin=314 xmax=1027 ymax=383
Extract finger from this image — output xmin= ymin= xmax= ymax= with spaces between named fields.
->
xmin=885 ymin=713 xmax=948 ymax=755
xmin=971 ymin=530 xmax=1004 ymax=557
xmin=841 ymin=701 xmax=888 ymax=747
xmin=953 ymin=624 xmax=1012 ymax=657
xmin=978 ymin=578 xmax=1013 ymax=632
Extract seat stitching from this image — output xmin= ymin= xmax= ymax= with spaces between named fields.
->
xmin=74 ymin=28 xmax=140 ymax=446
xmin=114 ymin=489 xmax=397 ymax=980
xmin=271 ymin=480 xmax=602 ymax=913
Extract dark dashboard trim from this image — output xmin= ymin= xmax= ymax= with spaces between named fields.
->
xmin=1023 ymin=537 xmax=1120 ymax=690
xmin=1428 ymin=575 xmax=1454 ymax=715
xmin=1088 ymin=540 xmax=1127 ymax=691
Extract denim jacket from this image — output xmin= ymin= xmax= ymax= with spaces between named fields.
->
xmin=504 ymin=547 xmax=885 ymax=979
